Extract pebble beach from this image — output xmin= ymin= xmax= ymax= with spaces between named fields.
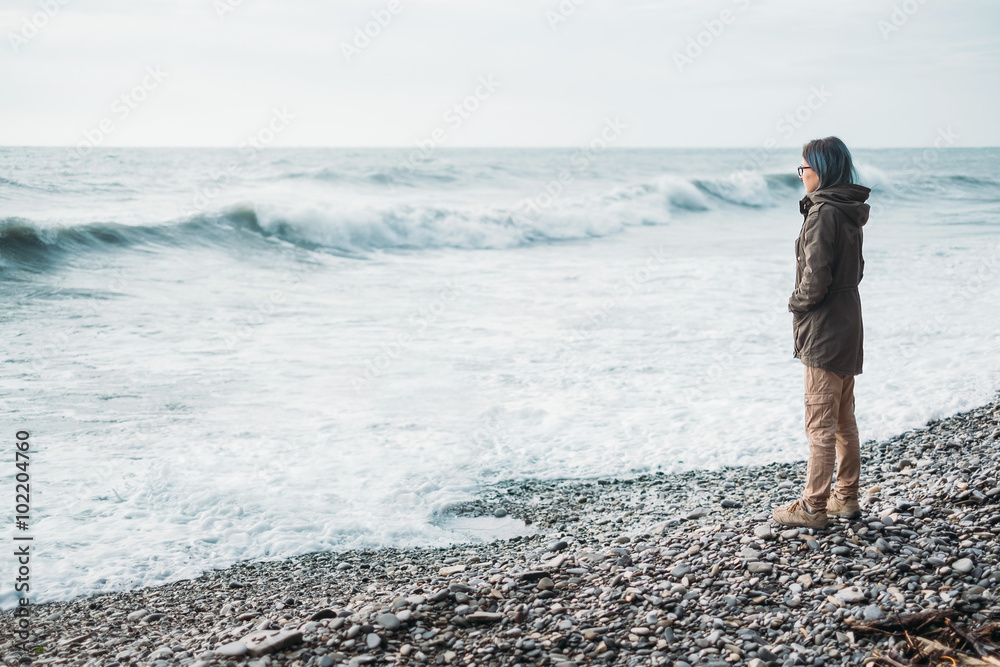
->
xmin=3 ymin=398 xmax=1000 ymax=667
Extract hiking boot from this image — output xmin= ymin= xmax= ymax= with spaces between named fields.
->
xmin=772 ymin=499 xmax=828 ymax=528
xmin=826 ymin=494 xmax=861 ymax=519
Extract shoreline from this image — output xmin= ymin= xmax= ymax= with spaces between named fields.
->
xmin=3 ymin=398 xmax=999 ymax=667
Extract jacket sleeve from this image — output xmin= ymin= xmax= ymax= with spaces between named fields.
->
xmin=788 ymin=205 xmax=837 ymax=314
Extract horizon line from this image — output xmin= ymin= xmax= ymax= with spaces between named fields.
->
xmin=0 ymin=144 xmax=996 ymax=150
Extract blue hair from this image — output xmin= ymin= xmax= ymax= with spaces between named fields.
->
xmin=802 ymin=136 xmax=858 ymax=189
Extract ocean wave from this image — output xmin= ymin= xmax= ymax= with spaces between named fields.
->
xmin=0 ymin=176 xmax=28 ymax=189
xmin=0 ymin=188 xmax=675 ymax=271
xmin=0 ymin=171 xmax=811 ymax=272
xmin=0 ymin=175 xmax=52 ymax=193
xmin=278 ymin=164 xmax=462 ymax=188
xmin=282 ymin=167 xmax=344 ymax=182
xmin=0 ymin=211 xmax=264 ymax=272
xmin=693 ymin=173 xmax=775 ymax=207
xmin=363 ymin=167 xmax=459 ymax=187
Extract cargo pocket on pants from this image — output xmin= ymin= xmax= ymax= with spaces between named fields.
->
xmin=805 ymin=393 xmax=835 ymax=431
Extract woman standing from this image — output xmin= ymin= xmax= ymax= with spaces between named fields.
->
xmin=773 ymin=136 xmax=871 ymax=528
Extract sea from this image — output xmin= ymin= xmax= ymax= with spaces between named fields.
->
xmin=2 ymin=146 xmax=999 ymax=609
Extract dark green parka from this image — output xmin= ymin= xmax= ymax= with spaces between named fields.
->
xmin=788 ymin=183 xmax=871 ymax=376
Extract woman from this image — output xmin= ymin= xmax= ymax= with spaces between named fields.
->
xmin=772 ymin=136 xmax=871 ymax=528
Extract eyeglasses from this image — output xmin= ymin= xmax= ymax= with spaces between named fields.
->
xmin=797 ymin=165 xmax=813 ymax=177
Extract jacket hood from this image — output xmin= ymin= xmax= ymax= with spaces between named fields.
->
xmin=799 ymin=183 xmax=871 ymax=226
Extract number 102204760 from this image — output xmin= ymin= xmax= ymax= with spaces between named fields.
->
xmin=14 ymin=430 xmax=31 ymax=530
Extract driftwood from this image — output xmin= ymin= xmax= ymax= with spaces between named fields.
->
xmin=847 ymin=609 xmax=960 ymax=633
xmin=911 ymin=636 xmax=1000 ymax=666
xmin=850 ymin=609 xmax=1000 ymax=666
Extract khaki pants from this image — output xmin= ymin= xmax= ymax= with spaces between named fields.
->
xmin=802 ymin=365 xmax=861 ymax=512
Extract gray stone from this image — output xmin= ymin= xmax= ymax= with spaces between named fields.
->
xmin=366 ymin=633 xmax=381 ymax=649
xmin=953 ymin=558 xmax=975 ymax=574
xmin=376 ymin=613 xmax=400 ymax=631
xmin=754 ymin=525 xmax=774 ymax=540
xmin=687 ymin=508 xmax=710 ymax=520
xmin=835 ymin=587 xmax=866 ymax=604
xmin=863 ymin=604 xmax=885 ymax=620
xmin=757 ymin=646 xmax=779 ymax=662
xmin=494 ymin=507 xmax=508 ymax=517
xmin=747 ymin=562 xmax=773 ymax=574
xmin=466 ymin=611 xmax=504 ymax=623
xmin=214 ymin=642 xmax=248 ymax=657
xmin=241 ymin=630 xmax=303 ymax=658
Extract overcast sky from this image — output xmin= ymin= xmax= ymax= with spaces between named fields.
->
xmin=1 ymin=0 xmax=997 ymax=148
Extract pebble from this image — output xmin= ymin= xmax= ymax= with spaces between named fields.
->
xmin=863 ymin=604 xmax=885 ymax=620
xmin=953 ymin=558 xmax=975 ymax=574
xmin=214 ymin=642 xmax=248 ymax=657
xmin=758 ymin=647 xmax=779 ymax=662
xmin=754 ymin=525 xmax=775 ymax=539
xmin=375 ymin=613 xmax=399 ymax=631
xmin=836 ymin=587 xmax=866 ymax=604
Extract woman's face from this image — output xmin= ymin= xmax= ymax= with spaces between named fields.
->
xmin=799 ymin=158 xmax=820 ymax=193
